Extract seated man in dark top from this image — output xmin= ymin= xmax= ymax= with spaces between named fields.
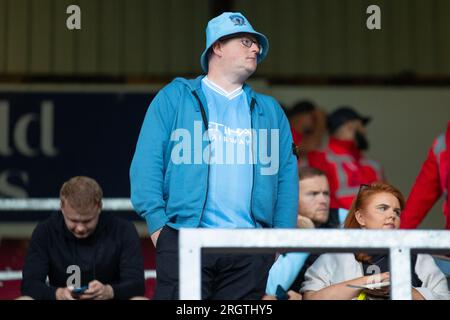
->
xmin=264 ymin=167 xmax=348 ymax=299
xmin=20 ymin=176 xmax=145 ymax=300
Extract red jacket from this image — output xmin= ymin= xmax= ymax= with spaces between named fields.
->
xmin=291 ymin=127 xmax=302 ymax=147
xmin=307 ymin=138 xmax=384 ymax=209
xmin=400 ymin=122 xmax=450 ymax=229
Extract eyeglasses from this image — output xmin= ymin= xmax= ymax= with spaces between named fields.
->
xmin=357 ymin=184 xmax=370 ymax=198
xmin=240 ymin=38 xmax=262 ymax=52
xmin=219 ymin=35 xmax=262 ymax=53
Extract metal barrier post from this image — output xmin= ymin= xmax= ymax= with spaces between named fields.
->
xmin=179 ymin=234 xmax=202 ymax=300
xmin=178 ymin=228 xmax=450 ymax=300
xmin=390 ymin=247 xmax=412 ymax=300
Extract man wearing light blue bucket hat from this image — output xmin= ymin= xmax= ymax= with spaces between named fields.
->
xmin=200 ymin=12 xmax=269 ymax=73
xmin=130 ymin=12 xmax=298 ymax=299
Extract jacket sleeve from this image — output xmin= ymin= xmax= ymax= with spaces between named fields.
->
xmin=265 ymin=252 xmax=310 ymax=295
xmin=111 ymin=221 xmax=146 ymax=299
xmin=130 ymin=89 xmax=175 ymax=235
xmin=273 ymin=108 xmax=299 ymax=228
xmin=414 ymin=254 xmax=450 ymax=300
xmin=21 ymin=223 xmax=57 ymax=300
xmin=300 ymin=254 xmax=335 ymax=293
xmin=400 ymin=142 xmax=442 ymax=229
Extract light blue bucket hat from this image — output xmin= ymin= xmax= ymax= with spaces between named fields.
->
xmin=200 ymin=12 xmax=269 ymax=73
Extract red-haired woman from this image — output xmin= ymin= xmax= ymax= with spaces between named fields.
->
xmin=301 ymin=182 xmax=450 ymax=300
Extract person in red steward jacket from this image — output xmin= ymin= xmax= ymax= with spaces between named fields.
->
xmin=308 ymin=107 xmax=384 ymax=209
xmin=401 ymin=121 xmax=450 ymax=229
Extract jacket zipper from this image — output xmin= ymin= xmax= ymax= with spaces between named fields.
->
xmin=249 ymin=98 xmax=257 ymax=227
xmin=192 ymin=91 xmax=210 ymax=224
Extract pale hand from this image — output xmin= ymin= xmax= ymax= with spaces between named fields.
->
xmin=151 ymin=228 xmax=162 ymax=247
xmin=297 ymin=216 xmax=315 ymax=229
xmin=55 ymin=287 xmax=76 ymax=300
xmin=77 ymin=280 xmax=114 ymax=300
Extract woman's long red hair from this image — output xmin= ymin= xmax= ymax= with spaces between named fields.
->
xmin=343 ymin=182 xmax=406 ymax=262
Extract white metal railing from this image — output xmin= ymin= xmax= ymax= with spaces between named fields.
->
xmin=179 ymin=228 xmax=450 ymax=300
xmin=0 ymin=271 xmax=22 ymax=281
xmin=0 ymin=270 xmax=156 ymax=282
xmin=2 ymin=200 xmax=450 ymax=300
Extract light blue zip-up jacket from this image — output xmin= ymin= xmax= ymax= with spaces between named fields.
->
xmin=130 ymin=76 xmax=298 ymax=235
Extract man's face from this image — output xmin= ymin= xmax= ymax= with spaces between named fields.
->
xmin=337 ymin=118 xmax=370 ymax=150
xmin=218 ymin=33 xmax=261 ymax=76
xmin=61 ymin=200 xmax=101 ymax=239
xmin=344 ymin=119 xmax=365 ymax=138
xmin=299 ymin=176 xmax=330 ymax=226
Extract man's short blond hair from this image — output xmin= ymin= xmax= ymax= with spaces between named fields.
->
xmin=60 ymin=176 xmax=103 ymax=211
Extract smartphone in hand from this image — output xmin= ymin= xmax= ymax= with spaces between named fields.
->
xmin=72 ymin=285 xmax=88 ymax=295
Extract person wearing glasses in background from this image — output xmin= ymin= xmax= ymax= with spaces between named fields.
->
xmin=130 ymin=12 xmax=298 ymax=299
xmin=300 ymin=182 xmax=450 ymax=300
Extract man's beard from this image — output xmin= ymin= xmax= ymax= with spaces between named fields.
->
xmin=355 ymin=131 xmax=369 ymax=151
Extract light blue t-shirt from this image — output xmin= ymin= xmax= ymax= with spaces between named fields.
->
xmin=200 ymin=77 xmax=255 ymax=228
